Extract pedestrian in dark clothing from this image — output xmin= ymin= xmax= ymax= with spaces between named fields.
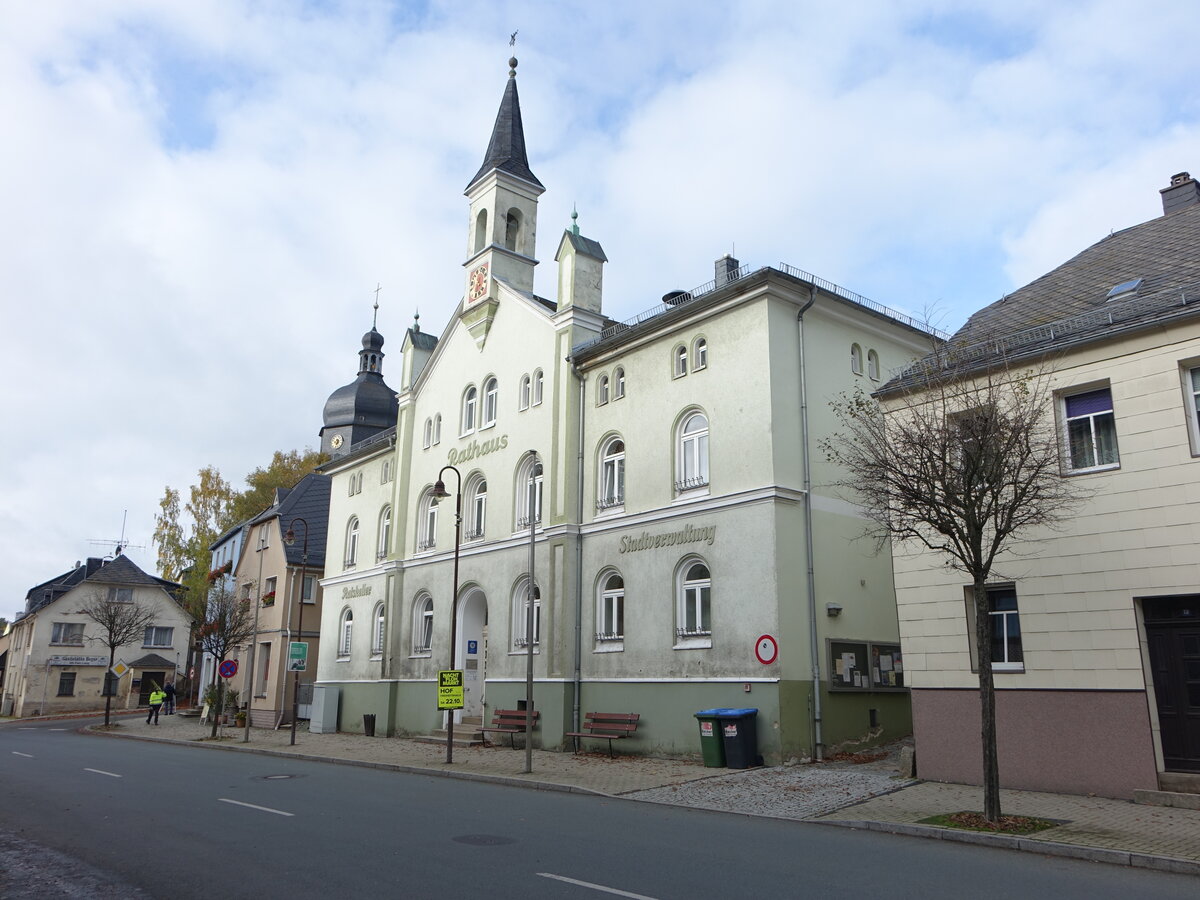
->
xmin=163 ymin=682 xmax=176 ymax=715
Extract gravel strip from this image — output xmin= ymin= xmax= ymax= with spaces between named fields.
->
xmin=623 ymin=765 xmax=916 ymax=820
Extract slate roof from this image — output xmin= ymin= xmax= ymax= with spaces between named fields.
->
xmin=246 ymin=473 xmax=331 ymax=569
xmin=22 ymin=555 xmax=182 ymax=616
xmin=129 ymin=653 xmax=176 ymax=669
xmin=406 ymin=326 xmax=437 ymax=352
xmin=880 ymin=200 xmax=1200 ymax=393
xmin=560 ymin=230 xmax=608 ymax=262
xmin=466 ymin=62 xmax=543 ymax=192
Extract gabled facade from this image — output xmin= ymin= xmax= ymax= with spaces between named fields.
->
xmin=316 ymin=58 xmax=937 ymax=762
xmin=2 ymin=554 xmax=190 ymax=717
xmin=883 ymin=172 xmax=1200 ymax=798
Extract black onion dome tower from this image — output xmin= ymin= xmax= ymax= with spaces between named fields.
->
xmin=320 ymin=313 xmax=398 ymax=457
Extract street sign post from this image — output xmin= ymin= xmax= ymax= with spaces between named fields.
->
xmin=219 ymin=659 xmax=239 ymax=679
xmin=288 ymin=642 xmax=308 ymax=672
xmin=109 ymin=660 xmax=130 ymax=679
xmin=437 ymin=670 xmax=464 ymax=710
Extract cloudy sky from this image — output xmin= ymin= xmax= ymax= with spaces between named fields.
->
xmin=3 ymin=0 xmax=1198 ymax=618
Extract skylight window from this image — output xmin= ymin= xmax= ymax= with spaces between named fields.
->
xmin=1106 ymin=278 xmax=1143 ymax=301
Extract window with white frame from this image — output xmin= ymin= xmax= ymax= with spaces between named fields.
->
xmin=423 ymin=418 xmax=432 ymax=449
xmin=466 ymin=476 xmax=487 ymax=540
xmin=482 ymin=376 xmax=498 ymax=427
xmin=302 ymin=574 xmax=316 ymax=603
xmin=413 ymin=594 xmax=433 ymax=653
xmin=144 ymin=626 xmax=173 ymax=647
xmin=598 ymin=375 xmax=610 ymax=405
xmin=596 ymin=572 xmax=624 ymax=643
xmin=377 ymin=505 xmax=392 ymax=560
xmin=51 ymin=622 xmax=84 ymax=645
xmin=345 ymin=517 xmax=359 ymax=567
xmin=339 ymin=609 xmax=353 ymax=657
xmin=674 ymin=345 xmax=688 ymax=377
xmin=512 ymin=578 xmax=541 ymax=649
xmin=867 ymin=349 xmax=880 ymax=381
xmin=986 ymin=585 xmax=1024 ymax=672
xmin=676 ymin=560 xmax=712 ymax=642
xmin=694 ymin=337 xmax=708 ymax=370
xmin=107 ymin=587 xmax=133 ymax=603
xmin=433 ymin=414 xmax=442 ymax=445
xmin=516 ymin=459 xmax=543 ymax=529
xmin=676 ymin=411 xmax=709 ymax=492
xmin=532 ymin=369 xmax=544 ymax=405
xmin=1063 ymin=386 xmax=1119 ymax=472
xmin=371 ymin=602 xmax=385 ymax=655
xmin=598 ymin=437 xmax=625 ymax=510
xmin=461 ymin=386 xmax=478 ymax=434
xmin=519 ymin=374 xmax=531 ymax=410
xmin=614 ymin=367 xmax=625 ymax=399
xmin=1184 ymin=365 xmax=1200 ymax=452
xmin=418 ymin=491 xmax=438 ymax=551
xmin=851 ymin=343 xmax=863 ymax=375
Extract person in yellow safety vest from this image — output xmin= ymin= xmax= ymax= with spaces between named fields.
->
xmin=147 ymin=686 xmax=166 ymax=725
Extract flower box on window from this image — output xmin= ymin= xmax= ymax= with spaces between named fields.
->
xmin=261 ymin=590 xmax=276 ymax=607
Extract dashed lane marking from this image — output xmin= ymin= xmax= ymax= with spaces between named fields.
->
xmin=538 ymin=873 xmax=658 ymax=899
xmin=84 ymin=768 xmax=122 ymax=778
xmin=218 ymin=798 xmax=294 ymax=817
xmin=12 ymin=752 xmax=34 ymax=758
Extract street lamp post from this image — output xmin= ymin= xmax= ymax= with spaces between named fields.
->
xmin=284 ymin=517 xmax=309 ymax=747
xmin=431 ymin=465 xmax=462 ymax=765
xmin=523 ymin=450 xmax=539 ymax=774
xmin=243 ymin=531 xmax=267 ymax=743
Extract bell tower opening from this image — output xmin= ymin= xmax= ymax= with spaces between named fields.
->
xmin=474 ymin=209 xmax=488 ymax=254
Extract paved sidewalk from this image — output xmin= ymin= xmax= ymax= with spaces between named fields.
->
xmin=64 ymin=711 xmax=1200 ymax=876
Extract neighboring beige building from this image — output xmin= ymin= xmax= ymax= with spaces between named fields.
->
xmin=2 ymin=554 xmax=190 ymax=717
xmin=230 ymin=474 xmax=330 ymax=727
xmin=883 ymin=172 xmax=1200 ymax=798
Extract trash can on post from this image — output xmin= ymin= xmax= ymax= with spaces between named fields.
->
xmin=716 ymin=708 xmax=760 ymax=769
xmin=694 ymin=709 xmax=726 ymax=767
xmin=363 ymin=713 xmax=376 ymax=737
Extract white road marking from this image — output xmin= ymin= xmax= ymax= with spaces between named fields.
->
xmin=18 ymin=727 xmax=36 ymax=730
xmin=218 ymin=798 xmax=294 ymax=817
xmin=49 ymin=728 xmax=68 ymax=731
xmin=12 ymin=751 xmax=34 ymax=758
xmin=85 ymin=768 xmax=122 ymax=778
xmin=538 ymin=873 xmax=658 ymax=899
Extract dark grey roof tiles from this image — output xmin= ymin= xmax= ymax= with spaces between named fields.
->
xmin=407 ymin=327 xmax=437 ymax=352
xmin=562 ymin=231 xmax=608 ymax=262
xmin=466 ymin=66 xmax=543 ymax=192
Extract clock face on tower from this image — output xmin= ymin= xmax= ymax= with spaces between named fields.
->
xmin=468 ymin=264 xmax=489 ymax=302
xmin=331 ymin=434 xmax=344 ymax=449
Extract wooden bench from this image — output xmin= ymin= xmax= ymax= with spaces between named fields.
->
xmin=565 ymin=712 xmax=640 ymax=757
xmin=480 ymin=708 xmax=539 ymax=748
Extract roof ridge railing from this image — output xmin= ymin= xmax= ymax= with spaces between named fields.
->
xmin=777 ymin=264 xmax=950 ymax=339
xmin=900 ymin=279 xmax=1200 ymax=377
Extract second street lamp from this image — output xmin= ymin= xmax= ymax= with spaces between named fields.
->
xmin=284 ymin=517 xmax=309 ymax=747
xmin=431 ymin=465 xmax=462 ymax=764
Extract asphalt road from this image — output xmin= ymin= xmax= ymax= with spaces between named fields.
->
xmin=1 ymin=719 xmax=1196 ymax=899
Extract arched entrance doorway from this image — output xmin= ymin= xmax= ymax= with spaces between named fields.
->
xmin=458 ymin=587 xmax=488 ymax=720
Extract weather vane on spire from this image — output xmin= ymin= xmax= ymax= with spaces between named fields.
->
xmin=510 ymin=30 xmax=518 ymax=47
xmin=373 ymin=283 xmax=381 ymax=329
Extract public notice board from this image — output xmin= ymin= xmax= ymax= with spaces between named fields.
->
xmin=437 ymin=670 xmax=464 ymax=710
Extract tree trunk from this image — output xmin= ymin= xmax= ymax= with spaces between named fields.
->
xmin=209 ymin=664 xmax=225 ymax=739
xmin=104 ymin=648 xmax=115 ymax=726
xmin=973 ymin=578 xmax=1002 ymax=821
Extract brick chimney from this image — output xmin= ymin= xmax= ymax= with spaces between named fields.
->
xmin=1160 ymin=171 xmax=1200 ymax=215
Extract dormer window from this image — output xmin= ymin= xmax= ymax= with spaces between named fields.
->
xmin=1106 ymin=278 xmax=1143 ymax=301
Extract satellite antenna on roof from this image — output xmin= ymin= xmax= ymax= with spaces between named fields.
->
xmin=88 ymin=510 xmax=146 ymax=558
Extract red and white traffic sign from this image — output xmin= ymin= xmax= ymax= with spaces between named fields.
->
xmin=219 ymin=659 xmax=239 ymax=679
xmin=755 ymin=634 xmax=778 ymax=665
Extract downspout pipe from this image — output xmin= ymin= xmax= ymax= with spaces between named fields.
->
xmin=570 ymin=358 xmax=586 ymax=736
xmin=797 ymin=285 xmax=823 ymax=761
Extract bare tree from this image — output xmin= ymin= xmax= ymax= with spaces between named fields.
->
xmin=78 ymin=591 xmax=157 ymax=726
xmin=196 ymin=582 xmax=257 ymax=738
xmin=823 ymin=357 xmax=1084 ymax=822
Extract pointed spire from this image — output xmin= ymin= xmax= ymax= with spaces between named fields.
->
xmin=466 ymin=57 xmax=544 ymax=191
xmin=571 ymin=204 xmax=580 ymax=236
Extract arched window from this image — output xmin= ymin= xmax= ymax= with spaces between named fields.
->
xmin=614 ymin=367 xmax=625 ymax=399
xmin=598 ymin=437 xmax=625 ymax=510
xmin=850 ymin=343 xmax=863 ymax=375
xmin=418 ymin=490 xmax=438 ymax=551
xmin=676 ymin=411 xmax=709 ymax=492
xmin=512 ymin=577 xmax=541 ymax=649
xmin=371 ymin=602 xmax=386 ymax=655
xmin=377 ymin=506 xmax=392 ymax=561
xmin=461 ymin=386 xmax=478 ymax=434
xmin=516 ymin=457 xmax=543 ymax=530
xmin=519 ymin=374 xmax=531 ymax=410
xmin=466 ymin=476 xmax=487 ymax=540
xmin=339 ymin=609 xmax=354 ymax=657
xmin=694 ymin=338 xmax=708 ymax=370
xmin=674 ymin=345 xmax=688 ymax=377
xmin=345 ymin=517 xmax=360 ymax=568
xmin=676 ymin=560 xmax=712 ymax=641
xmin=867 ymin=349 xmax=880 ymax=381
xmin=504 ymin=208 xmax=521 ymax=252
xmin=482 ymin=377 xmax=498 ymax=427
xmin=474 ymin=208 xmax=488 ymax=254
xmin=413 ymin=594 xmax=433 ymax=654
xmin=423 ymin=418 xmax=432 ymax=449
xmin=532 ymin=369 xmax=544 ymax=406
xmin=597 ymin=571 xmax=624 ymax=643
xmin=433 ymin=414 xmax=442 ymax=445
xmin=598 ymin=375 xmax=610 ymax=405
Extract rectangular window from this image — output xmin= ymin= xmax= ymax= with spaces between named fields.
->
xmin=144 ymin=626 xmax=174 ymax=647
xmin=57 ymin=672 xmax=76 ymax=696
xmin=107 ymin=587 xmax=133 ymax=603
xmin=1185 ymin=366 xmax=1200 ymax=453
xmin=1063 ymin=387 xmax=1119 ymax=472
xmin=302 ymin=575 xmax=316 ymax=603
xmin=987 ymin=586 xmax=1024 ymax=672
xmin=51 ymin=622 xmax=84 ymax=645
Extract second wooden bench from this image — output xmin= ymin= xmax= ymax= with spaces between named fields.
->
xmin=480 ymin=708 xmax=539 ymax=748
xmin=565 ymin=712 xmax=640 ymax=757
